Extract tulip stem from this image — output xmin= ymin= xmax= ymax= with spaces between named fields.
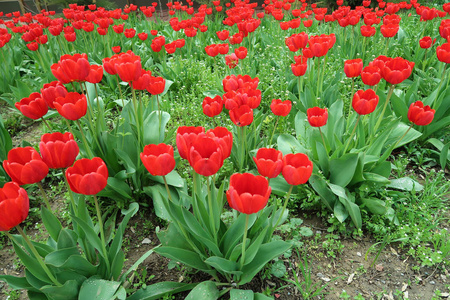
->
xmin=162 ymin=175 xmax=172 ymax=202
xmin=76 ymin=120 xmax=94 ymax=159
xmin=343 ymin=115 xmax=360 ymax=155
xmin=40 ymin=118 xmax=53 ymax=132
xmin=207 ymin=176 xmax=216 ymax=238
xmin=275 ymin=185 xmax=294 ymax=229
xmin=318 ymin=127 xmax=328 ymax=154
xmin=37 ymin=182 xmax=52 ymax=211
xmin=375 ymin=124 xmax=413 ymax=167
xmin=12 ymin=226 xmax=62 ymax=287
xmin=93 ymin=195 xmax=111 ymax=278
xmin=64 ymin=176 xmax=77 ymax=217
xmin=116 ymin=75 xmax=124 ymax=107
xmin=316 ymin=57 xmax=321 ymax=98
xmin=239 ymin=214 xmax=250 ymax=270
xmin=372 ymin=84 xmax=395 ymax=136
xmin=269 ymin=116 xmax=280 ymax=147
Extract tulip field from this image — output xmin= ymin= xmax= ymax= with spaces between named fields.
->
xmin=0 ymin=0 xmax=450 ymax=298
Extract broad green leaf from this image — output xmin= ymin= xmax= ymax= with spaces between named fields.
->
xmin=185 ymin=281 xmax=219 ymax=300
xmin=239 ymin=241 xmax=291 ymax=285
xmin=221 ymin=213 xmax=257 ymax=259
xmin=230 ymin=289 xmax=254 ymax=300
xmin=41 ymin=279 xmax=79 ymax=300
xmin=41 ymin=207 xmax=62 ymax=242
xmin=0 ymin=275 xmax=38 ymax=291
xmin=78 ymin=277 xmax=121 ymax=300
xmin=154 ymin=246 xmax=211 ymax=272
xmin=361 ymin=198 xmax=387 ymax=215
xmin=329 ymin=153 xmax=358 ymax=187
xmin=363 ymin=172 xmax=390 ymax=184
xmin=205 ymin=257 xmax=242 ymax=275
xmin=277 ymin=134 xmax=306 ymax=155
xmin=339 ymin=196 xmax=362 ymax=228
xmin=44 ymin=247 xmax=80 ymax=267
xmin=128 ymin=282 xmax=197 ymax=300
xmin=309 ymin=175 xmax=336 ymax=210
xmin=387 ymin=177 xmax=423 ymax=192
xmin=333 ymin=201 xmax=348 ymax=223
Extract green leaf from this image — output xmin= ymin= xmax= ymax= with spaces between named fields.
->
xmin=128 ymin=282 xmax=198 ymax=300
xmin=363 ymin=172 xmax=390 ymax=184
xmin=109 ymin=202 xmax=139 ymax=263
xmin=221 ymin=213 xmax=257 ymax=259
xmin=361 ymin=198 xmax=387 ymax=215
xmin=333 ymin=201 xmax=348 ymax=223
xmin=254 ymin=293 xmax=274 ymax=300
xmin=242 ymin=226 xmax=269 ymax=266
xmin=329 ymin=153 xmax=359 ymax=187
xmin=239 ymin=241 xmax=291 ymax=285
xmin=0 ymin=274 xmax=37 ymax=291
xmin=271 ymin=260 xmax=287 ymax=278
xmin=53 ymin=255 xmax=97 ymax=278
xmin=387 ymin=177 xmax=423 ymax=192
xmin=44 ymin=247 xmax=80 ymax=267
xmin=12 ymin=241 xmax=51 ymax=284
xmin=78 ymin=277 xmax=122 ymax=300
xmin=56 ymin=229 xmax=77 ymax=250
xmin=185 ymin=281 xmax=219 ymax=300
xmin=143 ymin=111 xmax=170 ymax=145
xmin=41 ymin=207 xmax=62 ymax=242
xmin=339 ymin=197 xmax=362 ymax=229
xmin=309 ymin=175 xmax=336 ymax=210
xmin=205 ymin=257 xmax=242 ymax=275
xmin=120 ymin=246 xmax=159 ymax=283
xmin=327 ymin=183 xmax=348 ymax=199
xmin=71 ymin=216 xmax=105 ymax=261
xmin=230 ymin=289 xmax=254 ymax=300
xmin=41 ymin=279 xmax=79 ymax=300
xmin=154 ymin=246 xmax=211 ymax=272
xmin=277 ymin=134 xmax=306 ymax=155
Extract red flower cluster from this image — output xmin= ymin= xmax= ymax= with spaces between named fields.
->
xmin=302 ymin=33 xmax=336 ymax=58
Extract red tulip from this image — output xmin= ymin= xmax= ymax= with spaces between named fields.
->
xmin=40 ymin=81 xmax=68 ymax=109
xmin=270 ymin=99 xmax=292 ymax=117
xmin=344 ymin=58 xmax=363 ymax=78
xmin=407 ymin=101 xmax=435 ymax=126
xmin=419 ymin=36 xmax=435 ymax=49
xmin=124 ymin=28 xmax=136 ymax=38
xmin=176 ymin=126 xmax=205 ymax=160
xmin=381 ymin=57 xmax=414 ymax=85
xmin=234 ymin=46 xmax=247 ymax=59
xmin=3 ymin=147 xmax=49 ymax=185
xmin=26 ymin=42 xmax=38 ymax=51
xmin=188 ymin=135 xmax=223 ymax=176
xmin=39 ymin=132 xmax=79 ymax=169
xmin=252 ymin=148 xmax=283 ymax=178
xmin=51 ymin=53 xmax=90 ymax=84
xmin=225 ymin=53 xmax=239 ymax=69
xmin=54 ymin=92 xmax=87 ymax=121
xmin=15 ymin=92 xmax=48 ymax=120
xmin=216 ymin=30 xmax=229 ymax=41
xmin=206 ymin=127 xmax=233 ymax=159
xmin=114 ymin=51 xmax=142 ymax=83
xmin=307 ymin=107 xmax=328 ymax=127
xmin=229 ymin=105 xmax=253 ymax=127
xmin=360 ymin=25 xmax=376 ymax=37
xmin=132 ymin=70 xmax=152 ymax=91
xmin=226 ymin=173 xmax=271 ymax=214
xmin=202 ymin=95 xmax=223 ymax=118
xmin=352 ymin=89 xmax=379 ymax=115
xmin=361 ymin=65 xmax=382 ymax=86
xmin=205 ymin=44 xmax=219 ymax=57
xmin=141 ymin=143 xmax=176 ymax=176
xmin=380 ymin=23 xmax=399 ymax=38
xmin=86 ymin=65 xmax=103 ymax=84
xmin=436 ymin=43 xmax=450 ymax=64
xmin=112 ymin=46 xmax=121 ymax=53
xmin=147 ymin=76 xmax=165 ymax=95
xmin=66 ymin=157 xmax=108 ymax=195
xmin=137 ymin=32 xmax=148 ymax=41
xmin=282 ymin=153 xmax=313 ymax=185
xmin=0 ymin=182 xmax=29 ymax=231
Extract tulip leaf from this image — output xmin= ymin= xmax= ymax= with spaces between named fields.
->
xmin=333 ymin=201 xmax=348 ymax=223
xmin=12 ymin=241 xmax=51 ymax=284
xmin=230 ymin=289 xmax=254 ymax=300
xmin=128 ymin=282 xmax=198 ymax=300
xmin=329 ymin=153 xmax=359 ymax=187
xmin=41 ymin=206 xmax=62 ymax=242
xmin=309 ymin=175 xmax=336 ymax=210
xmin=269 ymin=176 xmax=293 ymax=196
xmin=0 ymin=115 xmax=12 ymax=161
xmin=110 ymin=250 xmax=125 ymax=281
xmin=205 ymin=257 xmax=242 ymax=275
xmin=239 ymin=240 xmax=291 ymax=285
xmin=0 ymin=274 xmax=38 ymax=292
xmin=242 ymin=226 xmax=269 ymax=266
xmin=44 ymin=247 xmax=80 ymax=267
xmin=363 ymin=172 xmax=391 ymax=184
xmin=78 ymin=277 xmax=122 ymax=300
xmin=56 ymin=229 xmax=77 ymax=250
xmin=154 ymin=246 xmax=211 ymax=272
xmin=386 ymin=177 xmax=423 ymax=192
xmin=277 ymin=134 xmax=306 ymax=155
xmin=143 ymin=111 xmax=170 ymax=145
xmin=361 ymin=198 xmax=387 ymax=215
xmin=71 ymin=216 xmax=105 ymax=261
xmin=40 ymin=279 xmax=80 ymax=300
xmin=185 ymin=281 xmax=219 ymax=300
xmin=221 ymin=213 xmax=257 ymax=259
xmin=339 ymin=196 xmax=362 ymax=229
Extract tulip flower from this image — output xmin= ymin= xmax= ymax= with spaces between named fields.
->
xmin=15 ymin=92 xmax=48 ymax=120
xmin=141 ymin=143 xmax=176 ymax=176
xmin=270 ymin=99 xmax=292 ymax=117
xmin=352 ymin=89 xmax=379 ymax=115
xmin=344 ymin=58 xmax=363 ymax=78
xmin=419 ymin=36 xmax=435 ymax=49
xmin=252 ymin=148 xmax=284 ymax=179
xmin=206 ymin=127 xmax=233 ymax=159
xmin=65 ymin=157 xmax=108 ymax=195
xmin=40 ymin=81 xmax=68 ymax=109
xmin=361 ymin=65 xmax=382 ymax=86
xmin=436 ymin=42 xmax=450 ymax=64
xmin=0 ymin=182 xmax=29 ymax=232
xmin=202 ymin=95 xmax=223 ymax=119
xmin=39 ymin=132 xmax=79 ymax=169
xmin=234 ymin=46 xmax=247 ymax=59
xmin=3 ymin=147 xmax=49 ymax=186
xmin=86 ymin=65 xmax=104 ymax=84
xmin=226 ymin=173 xmax=271 ymax=215
xmin=381 ymin=57 xmax=414 ymax=85
xmin=282 ymin=153 xmax=313 ymax=186
xmin=51 ymin=53 xmax=90 ymax=83
xmin=187 ymin=135 xmax=224 ymax=177
xmin=176 ymin=126 xmax=205 ymax=160
xmin=54 ymin=92 xmax=87 ymax=121
xmin=407 ymin=101 xmax=435 ymax=126
xmin=229 ymin=105 xmax=253 ymax=127
xmin=114 ymin=51 xmax=142 ymax=83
